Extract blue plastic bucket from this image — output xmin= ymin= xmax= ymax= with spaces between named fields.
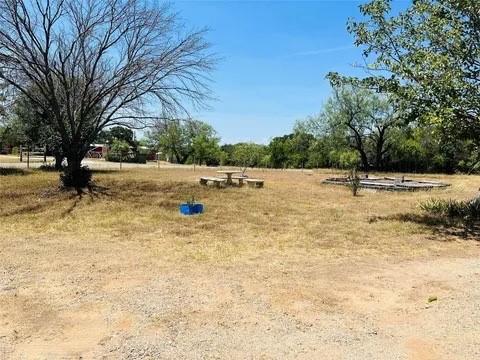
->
xmin=179 ymin=203 xmax=204 ymax=215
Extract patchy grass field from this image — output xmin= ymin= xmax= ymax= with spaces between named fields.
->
xmin=0 ymin=166 xmax=479 ymax=358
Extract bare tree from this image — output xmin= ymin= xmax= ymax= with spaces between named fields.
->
xmin=0 ymin=82 xmax=8 ymax=123
xmin=0 ymin=0 xmax=214 ymax=185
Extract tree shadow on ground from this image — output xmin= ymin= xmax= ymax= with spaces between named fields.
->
xmin=0 ymin=168 xmax=29 ymax=176
xmin=0 ymin=203 xmax=45 ymax=217
xmin=370 ymin=213 xmax=480 ymax=241
xmin=2 ymin=178 xmax=225 ymax=219
xmin=57 ymin=179 xmax=207 ymax=215
xmin=61 ymin=196 xmax=81 ymax=217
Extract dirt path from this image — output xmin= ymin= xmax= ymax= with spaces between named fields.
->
xmin=1 ymin=251 xmax=479 ymax=359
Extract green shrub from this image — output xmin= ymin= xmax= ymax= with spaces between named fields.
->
xmin=348 ymin=168 xmax=361 ymax=196
xmin=105 ymin=153 xmax=147 ymax=164
xmin=465 ymin=197 xmax=480 ymax=220
xmin=420 ymin=196 xmax=480 ymax=221
xmin=338 ymin=150 xmax=360 ymax=170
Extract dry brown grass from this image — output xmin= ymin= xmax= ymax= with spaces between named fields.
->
xmin=1 ymin=166 xmax=479 ymax=358
xmin=1 ymin=167 xmax=478 ymax=262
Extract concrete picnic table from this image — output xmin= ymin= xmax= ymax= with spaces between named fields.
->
xmin=216 ymin=170 xmax=243 ymax=185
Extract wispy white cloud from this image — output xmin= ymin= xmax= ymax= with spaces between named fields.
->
xmin=284 ymin=45 xmax=355 ymax=58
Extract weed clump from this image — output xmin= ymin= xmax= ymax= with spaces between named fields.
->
xmin=348 ymin=168 xmax=361 ymax=196
xmin=420 ymin=196 xmax=480 ymax=222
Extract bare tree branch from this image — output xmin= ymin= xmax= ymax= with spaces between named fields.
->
xmin=0 ymin=0 xmax=215 ymax=170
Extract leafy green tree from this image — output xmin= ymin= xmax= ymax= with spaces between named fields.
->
xmin=295 ymin=116 xmax=350 ymax=169
xmin=304 ymin=138 xmax=333 ymax=168
xmin=338 ymin=150 xmax=361 ymax=170
xmin=149 ymin=120 xmax=220 ymax=164
xmin=105 ymin=139 xmax=132 ymax=166
xmin=231 ymin=143 xmax=266 ymax=171
xmin=13 ymin=94 xmax=65 ymax=168
xmin=268 ymin=135 xmax=293 ymax=168
xmin=219 ymin=144 xmax=235 ymax=165
xmin=313 ymin=85 xmax=400 ymax=170
xmin=260 ymin=154 xmax=271 ymax=168
xmin=156 ymin=121 xmax=190 ymax=163
xmin=97 ymin=127 xmax=135 ymax=146
xmin=110 ymin=139 xmax=131 ymax=158
xmin=0 ymin=118 xmax=24 ymax=150
xmin=0 ymin=93 xmax=65 ymax=167
xmin=289 ymin=129 xmax=315 ymax=168
xmin=191 ymin=124 xmax=221 ymax=165
xmin=328 ymin=0 xmax=480 ymax=171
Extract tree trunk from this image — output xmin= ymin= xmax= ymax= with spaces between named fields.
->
xmin=358 ymin=149 xmax=369 ymax=171
xmin=348 ymin=126 xmax=369 ymax=171
xmin=372 ymin=125 xmax=391 ymax=171
xmin=54 ymin=153 xmax=64 ymax=170
xmin=66 ymin=152 xmax=83 ymax=173
xmin=442 ymin=146 xmax=456 ymax=174
xmin=375 ymin=138 xmax=385 ymax=170
xmin=62 ymin=149 xmax=90 ymax=192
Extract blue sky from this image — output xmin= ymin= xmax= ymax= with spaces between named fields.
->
xmin=173 ymin=0 xmax=382 ymax=144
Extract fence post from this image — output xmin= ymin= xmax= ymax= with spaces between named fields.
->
xmin=26 ymin=146 xmax=30 ymax=169
xmin=19 ymin=145 xmax=23 ymax=162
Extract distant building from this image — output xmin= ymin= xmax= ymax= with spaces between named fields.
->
xmin=87 ymin=144 xmax=109 ymax=158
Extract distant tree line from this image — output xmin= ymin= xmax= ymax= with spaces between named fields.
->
xmin=141 ymin=84 xmax=478 ymax=173
xmin=2 ymin=82 xmax=479 ymax=174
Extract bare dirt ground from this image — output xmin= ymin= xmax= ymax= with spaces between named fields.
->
xmin=0 ymin=163 xmax=479 ymax=359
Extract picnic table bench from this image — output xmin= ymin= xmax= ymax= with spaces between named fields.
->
xmin=216 ymin=170 xmax=243 ymax=185
xmin=199 ymin=176 xmax=227 ymax=188
xmin=245 ymin=178 xmax=264 ymax=188
xmin=199 ymin=173 xmax=264 ymax=189
xmin=231 ymin=174 xmax=248 ymax=186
